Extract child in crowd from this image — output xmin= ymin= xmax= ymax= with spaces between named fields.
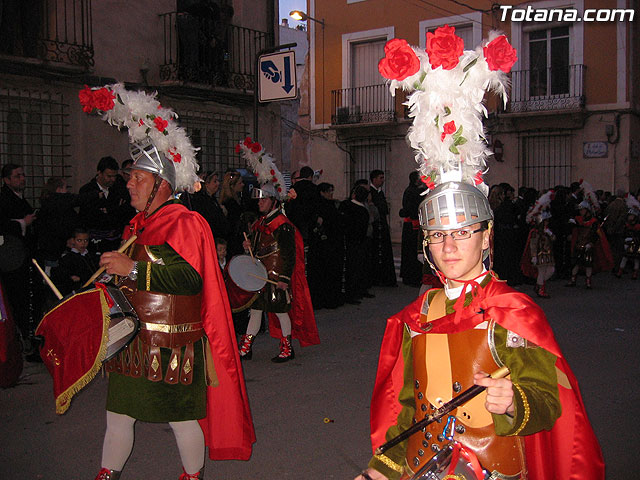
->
xmin=52 ymin=227 xmax=100 ymax=295
xmin=216 ymin=238 xmax=228 ymax=271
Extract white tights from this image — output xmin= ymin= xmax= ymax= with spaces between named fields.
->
xmin=246 ymin=309 xmax=292 ymax=337
xmin=536 ymin=265 xmax=554 ymax=284
xmin=101 ymin=411 xmax=205 ymax=474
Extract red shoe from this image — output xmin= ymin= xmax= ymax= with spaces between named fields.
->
xmin=179 ymin=468 xmax=204 ymax=480
xmin=537 ymin=282 xmax=550 ymax=298
xmin=95 ymin=468 xmax=121 ymax=480
xmin=238 ymin=334 xmax=255 ymax=360
xmin=272 ymin=335 xmax=295 ymax=363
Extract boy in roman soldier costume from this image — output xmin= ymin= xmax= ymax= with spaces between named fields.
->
xmin=357 ymin=28 xmax=603 ymax=480
xmin=76 ymin=84 xmax=254 ymax=480
xmin=615 ymin=195 xmax=640 ymax=279
xmin=521 ymin=191 xmax=556 ymax=298
xmin=235 ymin=139 xmax=319 ymax=362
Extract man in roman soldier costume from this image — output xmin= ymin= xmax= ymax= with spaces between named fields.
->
xmin=521 ymin=191 xmax=556 ymax=298
xmin=235 ymin=138 xmax=319 ymax=362
xmin=75 ymin=84 xmax=254 ymax=480
xmin=357 ymin=28 xmax=603 ymax=480
xmin=615 ymin=195 xmax=640 ymax=279
xmin=566 ymin=199 xmax=613 ymax=289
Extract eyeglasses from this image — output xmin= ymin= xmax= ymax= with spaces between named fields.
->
xmin=426 ymin=227 xmax=485 ymax=244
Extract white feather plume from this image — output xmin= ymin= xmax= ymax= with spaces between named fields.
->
xmin=80 ymin=83 xmax=200 ymax=193
xmin=526 ymin=189 xmax=554 ymax=224
xmin=236 ymin=138 xmax=287 ymax=200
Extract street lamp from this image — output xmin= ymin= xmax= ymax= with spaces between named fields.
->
xmin=289 ymin=10 xmax=325 ymax=27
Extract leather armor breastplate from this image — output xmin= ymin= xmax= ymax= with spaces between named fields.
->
xmin=407 ymin=327 xmax=525 ymax=479
xmin=105 ymin=244 xmax=204 ymax=385
xmin=255 ymin=218 xmax=284 ymax=281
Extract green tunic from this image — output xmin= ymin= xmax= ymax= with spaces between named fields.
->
xmin=369 ymin=281 xmax=561 ymax=480
xmin=106 ymin=242 xmax=206 ymax=423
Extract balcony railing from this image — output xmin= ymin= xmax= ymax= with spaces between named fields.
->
xmin=159 ymin=12 xmax=272 ymax=91
xmin=0 ymin=0 xmax=94 ymax=67
xmin=331 ymin=84 xmax=395 ymax=125
xmin=507 ymin=65 xmax=585 ymax=113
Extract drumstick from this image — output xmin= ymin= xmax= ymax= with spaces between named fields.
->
xmin=32 ymin=258 xmax=63 ymax=300
xmin=243 ymin=232 xmax=255 ymax=260
xmin=247 ymin=272 xmax=279 ymax=285
xmin=82 ymin=234 xmax=138 ymax=288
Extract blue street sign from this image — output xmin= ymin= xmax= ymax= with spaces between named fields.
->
xmin=258 ymin=51 xmax=297 ymax=102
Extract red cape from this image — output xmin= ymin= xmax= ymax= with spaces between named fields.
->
xmin=520 ymin=228 xmax=538 ymax=279
xmin=570 ymin=218 xmax=614 ymax=273
xmin=251 ymin=212 xmax=320 ymax=347
xmin=370 ymin=276 xmax=604 ymax=480
xmin=126 ymin=202 xmax=256 ymax=460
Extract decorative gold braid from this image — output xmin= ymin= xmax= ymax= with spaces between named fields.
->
xmin=373 ymin=454 xmax=404 ymax=474
xmin=511 ymin=383 xmax=530 ymax=435
xmin=53 ymin=289 xmax=111 ymax=414
xmin=146 ymin=262 xmax=151 ymax=291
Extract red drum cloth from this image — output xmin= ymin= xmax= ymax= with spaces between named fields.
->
xmin=36 ymin=288 xmax=110 ymax=414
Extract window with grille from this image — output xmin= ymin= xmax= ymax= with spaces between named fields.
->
xmin=520 ymin=134 xmax=572 ymax=190
xmin=180 ymin=110 xmax=250 ymax=175
xmin=527 ymin=26 xmax=570 ymax=97
xmin=346 ymin=140 xmax=387 ymax=193
xmin=0 ymin=89 xmax=70 ymax=207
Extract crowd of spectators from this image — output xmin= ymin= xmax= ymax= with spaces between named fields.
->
xmin=3 ymin=155 xmax=640 ymax=362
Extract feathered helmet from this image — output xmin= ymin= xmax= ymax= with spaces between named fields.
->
xmin=78 ymin=83 xmax=200 ymax=193
xmin=378 ymin=28 xmax=517 ymax=231
xmin=526 ymin=190 xmax=554 ymax=224
xmin=235 ymin=137 xmax=287 ymax=201
xmin=626 ymin=193 xmax=640 ymax=217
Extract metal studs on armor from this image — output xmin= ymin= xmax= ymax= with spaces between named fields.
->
xmin=418 ymin=449 xmax=425 ymax=457
xmin=455 ymin=424 xmax=466 ymax=434
xmin=415 ymin=380 xmax=420 ymax=389
xmin=431 ymin=444 xmax=440 ymax=453
xmin=437 ymin=433 xmax=445 ymax=442
xmin=421 ymin=403 xmax=427 ymax=412
xmin=417 ymin=391 xmax=424 ymax=400
xmin=453 ymin=381 xmax=462 ymax=393
xmin=425 ymin=432 xmax=432 ymax=440
xmin=422 ymin=440 xmax=429 ymax=448
xmin=413 ymin=457 xmax=420 ymax=467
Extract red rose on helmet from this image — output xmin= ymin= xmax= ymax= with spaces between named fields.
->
xmin=378 ymin=38 xmax=421 ymax=81
xmin=483 ymin=35 xmax=518 ymax=73
xmin=154 ymin=117 xmax=168 ymax=132
xmin=441 ymin=120 xmax=456 ymax=141
xmin=235 ymin=143 xmax=242 ymax=153
xmin=78 ymin=85 xmax=94 ymax=113
xmin=426 ymin=25 xmax=464 ymax=70
xmin=250 ymin=142 xmax=262 ymax=153
xmin=92 ymin=88 xmax=115 ymax=111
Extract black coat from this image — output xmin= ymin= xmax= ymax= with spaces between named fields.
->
xmin=188 ymin=189 xmax=229 ymax=241
xmin=78 ymin=178 xmax=131 ymax=233
xmin=286 ymin=179 xmax=320 ymax=243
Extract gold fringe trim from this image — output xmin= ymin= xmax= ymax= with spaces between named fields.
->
xmin=54 ymin=289 xmax=111 ymax=414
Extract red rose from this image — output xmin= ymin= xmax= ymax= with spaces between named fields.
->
xmin=235 ymin=143 xmax=242 ymax=153
xmin=421 ymin=175 xmax=435 ymax=190
xmin=426 ymin=25 xmax=464 ymax=70
xmin=250 ymin=142 xmax=261 ymax=153
xmin=272 ymin=176 xmax=277 ymax=182
xmin=378 ymin=38 xmax=421 ymax=81
xmin=441 ymin=120 xmax=456 ymax=141
xmin=78 ymin=85 xmax=94 ymax=113
xmin=154 ymin=117 xmax=168 ymax=132
xmin=244 ymin=136 xmax=253 ymax=146
xmin=270 ymin=169 xmax=275 ymax=175
xmin=473 ymin=171 xmax=483 ymax=185
xmin=172 ymin=153 xmax=182 ymax=163
xmin=92 ymin=88 xmax=115 ymax=111
xmin=483 ymin=35 xmax=518 ymax=73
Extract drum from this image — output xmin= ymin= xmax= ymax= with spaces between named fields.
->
xmin=103 ymin=285 xmax=139 ymax=361
xmin=225 ymin=255 xmax=267 ymax=312
xmin=411 ymin=442 xmax=488 ymax=480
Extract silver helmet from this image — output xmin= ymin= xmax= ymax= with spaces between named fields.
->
xmin=251 ymin=182 xmax=278 ymax=199
xmin=418 ymin=181 xmax=493 ymax=231
xmin=129 ymin=138 xmax=176 ymax=190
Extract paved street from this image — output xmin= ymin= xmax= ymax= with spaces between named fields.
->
xmin=2 ymin=271 xmax=638 ymax=480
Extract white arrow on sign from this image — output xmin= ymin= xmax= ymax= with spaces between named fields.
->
xmin=258 ymin=51 xmax=297 ymax=102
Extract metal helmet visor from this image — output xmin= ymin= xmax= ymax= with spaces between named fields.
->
xmin=418 ymin=181 xmax=493 ymax=231
xmin=129 ymin=138 xmax=176 ymax=191
xmin=251 ymin=183 xmax=277 ymax=199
